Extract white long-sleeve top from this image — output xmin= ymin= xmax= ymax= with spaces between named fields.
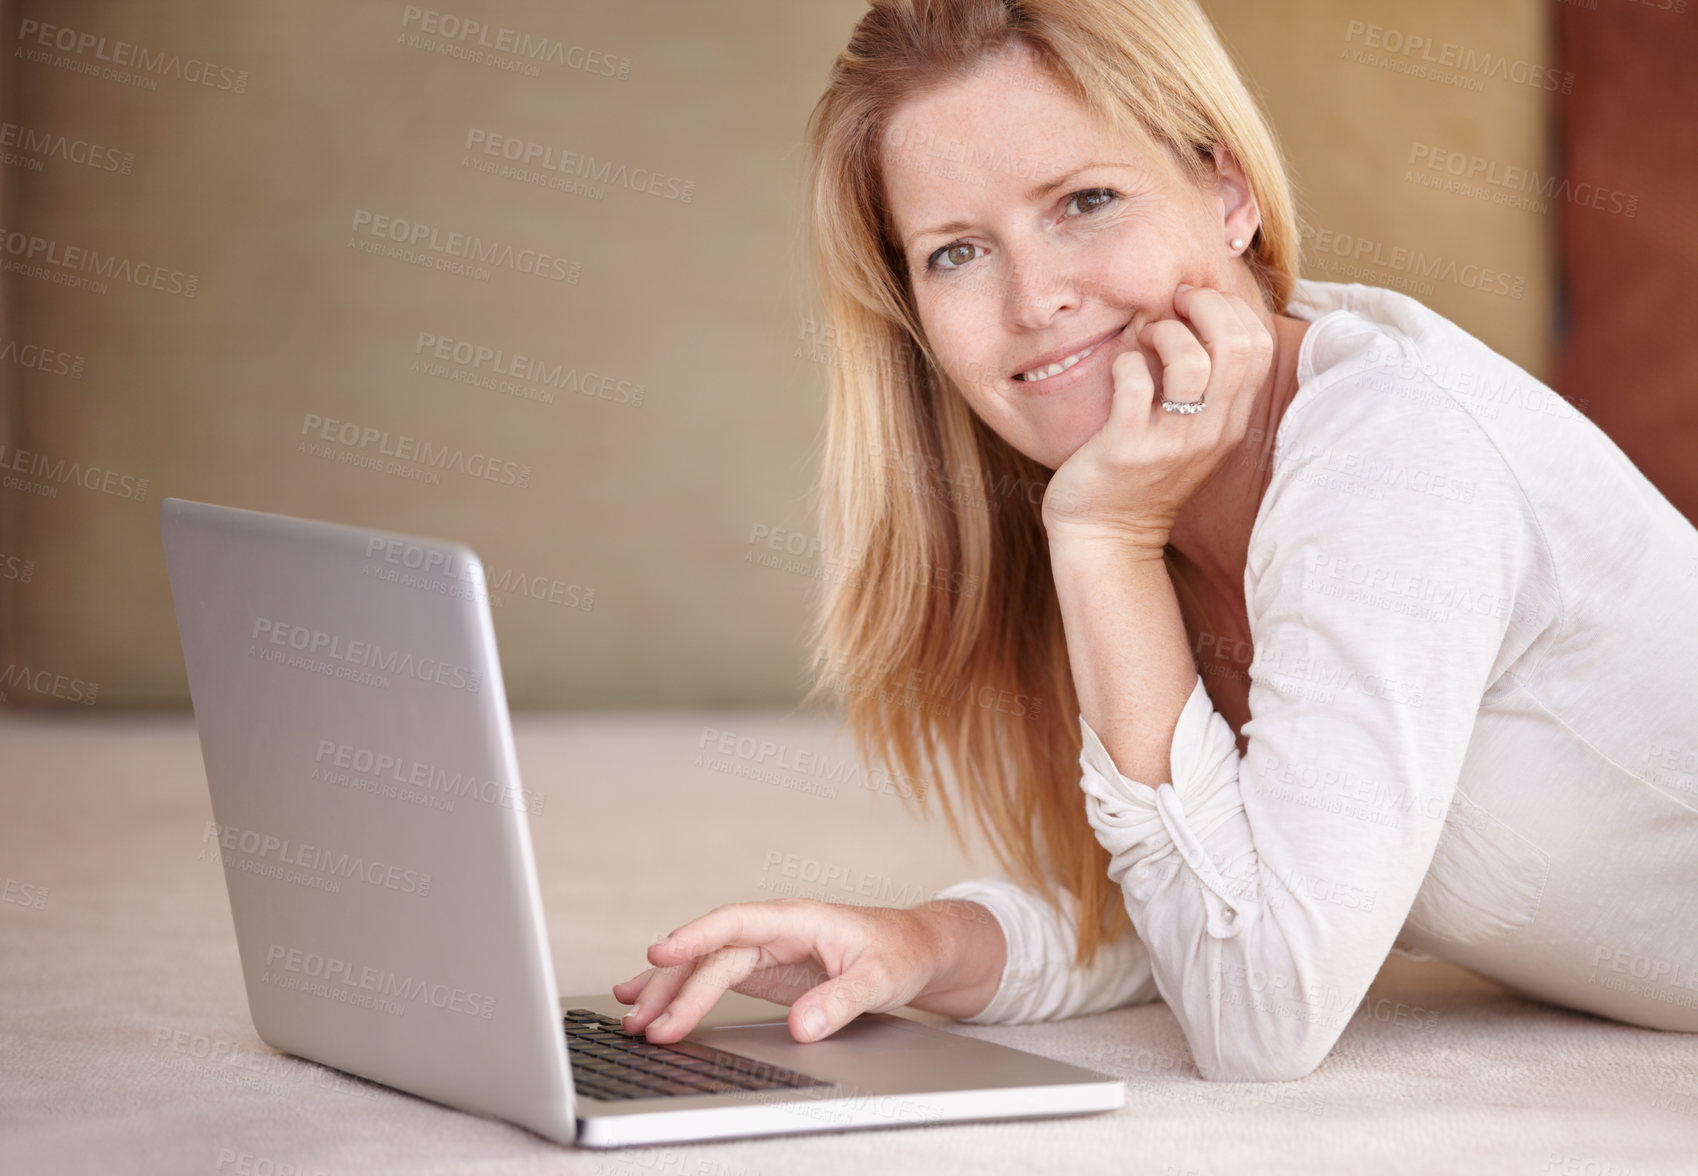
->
xmin=936 ymin=278 xmax=1698 ymax=1081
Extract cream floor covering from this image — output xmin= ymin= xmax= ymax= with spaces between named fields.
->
xmin=2 ymin=708 xmax=1694 ymax=1175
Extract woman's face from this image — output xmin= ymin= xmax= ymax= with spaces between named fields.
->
xmin=880 ymin=43 xmax=1265 ymax=470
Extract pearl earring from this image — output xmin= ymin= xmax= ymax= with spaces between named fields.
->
xmin=1230 ymin=237 xmax=1245 ymax=252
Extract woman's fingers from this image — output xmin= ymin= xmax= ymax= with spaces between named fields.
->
xmin=611 ymin=967 xmax=654 ymax=1003
xmin=627 ymin=900 xmax=826 ymax=1036
xmin=1172 ymin=285 xmax=1272 ymax=425
xmin=639 ymin=945 xmax=767 ymax=1044
xmin=1136 ymin=317 xmax=1212 ymax=409
xmin=618 ymin=961 xmax=698 ymax=1033
xmin=1102 ymin=348 xmax=1158 ymax=448
xmin=735 ymin=959 xmax=830 ymax=1007
xmin=789 ymin=964 xmax=895 ymax=1043
xmin=647 ymin=901 xmax=811 ymax=970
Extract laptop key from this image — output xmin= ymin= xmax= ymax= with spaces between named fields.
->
xmin=660 ymin=1040 xmax=748 ymax=1064
xmin=645 ymin=1079 xmax=703 ymax=1095
xmin=685 ymin=1076 xmax=740 ymax=1093
xmin=583 ymin=1080 xmax=638 ymax=1097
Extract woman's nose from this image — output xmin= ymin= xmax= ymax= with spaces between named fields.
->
xmin=1002 ymin=250 xmax=1081 ymax=331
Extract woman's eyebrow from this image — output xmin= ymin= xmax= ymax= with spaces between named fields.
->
xmin=905 ymin=161 xmax=1133 ymax=250
xmin=1020 ymin=160 xmax=1131 ymax=203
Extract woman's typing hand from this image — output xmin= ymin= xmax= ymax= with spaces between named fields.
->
xmin=613 ymin=897 xmax=1005 ymax=1045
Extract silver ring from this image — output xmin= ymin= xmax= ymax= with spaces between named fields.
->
xmin=1159 ymin=398 xmax=1206 ymax=414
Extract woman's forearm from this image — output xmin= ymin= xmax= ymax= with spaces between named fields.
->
xmin=1048 ymin=532 xmax=1198 ymax=788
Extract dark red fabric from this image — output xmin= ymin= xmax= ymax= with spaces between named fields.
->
xmin=1553 ymin=0 xmax=1698 ymax=525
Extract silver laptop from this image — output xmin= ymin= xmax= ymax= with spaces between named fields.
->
xmin=158 ymin=496 xmax=1125 ymax=1147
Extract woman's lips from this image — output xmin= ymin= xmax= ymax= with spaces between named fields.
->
xmin=1010 ymin=321 xmax=1130 ymax=395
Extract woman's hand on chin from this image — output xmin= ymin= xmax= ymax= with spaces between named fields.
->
xmin=1039 ymin=282 xmax=1273 ymax=553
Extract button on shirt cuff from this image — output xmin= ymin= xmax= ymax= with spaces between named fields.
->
xmin=1076 ymin=672 xmax=1258 ymax=941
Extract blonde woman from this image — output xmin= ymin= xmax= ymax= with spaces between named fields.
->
xmin=615 ymin=0 xmax=1698 ymax=1080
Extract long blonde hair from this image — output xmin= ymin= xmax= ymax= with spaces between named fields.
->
xmin=797 ymin=0 xmax=1301 ymax=968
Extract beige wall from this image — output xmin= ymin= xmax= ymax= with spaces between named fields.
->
xmin=0 ymin=0 xmax=1553 ymax=707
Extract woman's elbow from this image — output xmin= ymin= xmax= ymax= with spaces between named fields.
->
xmin=1189 ymin=1024 xmax=1340 ymax=1083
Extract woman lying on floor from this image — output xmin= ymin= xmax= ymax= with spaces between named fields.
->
xmin=614 ymin=0 xmax=1698 ymax=1081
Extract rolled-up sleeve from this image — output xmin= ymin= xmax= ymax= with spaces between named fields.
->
xmin=1077 ymin=380 xmax=1540 ymax=1081
xmin=933 ymin=873 xmax=1160 ymax=1024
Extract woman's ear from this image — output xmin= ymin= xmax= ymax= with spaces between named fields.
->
xmin=1210 ymin=143 xmax=1260 ymax=249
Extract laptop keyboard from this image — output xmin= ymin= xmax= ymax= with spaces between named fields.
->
xmin=563 ymin=1008 xmax=832 ymax=1101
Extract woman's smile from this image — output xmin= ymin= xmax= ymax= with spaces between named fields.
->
xmin=1011 ymin=320 xmax=1131 ymax=389
xmin=1006 ymin=319 xmax=1136 ymax=398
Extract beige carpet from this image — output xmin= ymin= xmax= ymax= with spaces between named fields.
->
xmin=2 ymin=708 xmax=1694 ymax=1175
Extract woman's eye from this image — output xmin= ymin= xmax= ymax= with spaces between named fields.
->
xmin=928 ymin=242 xmax=980 ymax=272
xmin=1066 ymin=188 xmax=1117 ymax=216
xmin=930 ymin=189 xmax=1113 ymax=274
